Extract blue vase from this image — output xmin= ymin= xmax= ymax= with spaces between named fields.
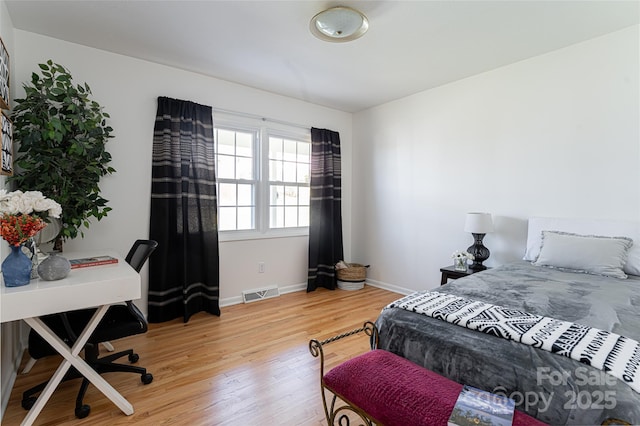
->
xmin=3 ymin=245 xmax=33 ymax=287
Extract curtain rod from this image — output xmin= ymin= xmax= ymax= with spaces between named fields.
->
xmin=212 ymin=107 xmax=311 ymax=132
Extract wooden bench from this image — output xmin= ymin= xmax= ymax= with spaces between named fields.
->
xmin=309 ymin=321 xmax=547 ymax=426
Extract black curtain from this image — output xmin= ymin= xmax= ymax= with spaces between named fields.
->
xmin=148 ymin=96 xmax=220 ymax=322
xmin=307 ymin=127 xmax=344 ymax=292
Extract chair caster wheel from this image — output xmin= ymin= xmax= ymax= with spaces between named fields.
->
xmin=75 ymin=404 xmax=91 ymax=419
xmin=141 ymin=373 xmax=153 ymax=385
xmin=22 ymin=396 xmax=37 ymax=410
xmin=128 ymin=353 xmax=139 ymax=363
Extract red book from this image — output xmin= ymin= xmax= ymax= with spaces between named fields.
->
xmin=69 ymin=255 xmax=118 ymax=269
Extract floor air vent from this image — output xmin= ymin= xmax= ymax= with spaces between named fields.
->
xmin=242 ymin=286 xmax=280 ymax=303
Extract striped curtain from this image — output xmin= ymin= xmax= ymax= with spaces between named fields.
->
xmin=148 ymin=97 xmax=220 ymax=323
xmin=307 ymin=127 xmax=344 ymax=292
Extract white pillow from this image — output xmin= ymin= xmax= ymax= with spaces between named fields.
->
xmin=524 ymin=217 xmax=640 ymax=276
xmin=533 ymin=231 xmax=633 ymax=279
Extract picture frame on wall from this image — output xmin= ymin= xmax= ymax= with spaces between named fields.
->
xmin=0 ymin=36 xmax=9 ymax=110
xmin=1 ymin=111 xmax=12 ymax=175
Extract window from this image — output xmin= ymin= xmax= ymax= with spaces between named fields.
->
xmin=215 ymin=128 xmax=256 ymax=231
xmin=214 ymin=114 xmax=310 ymax=239
xmin=268 ymin=136 xmax=310 ymax=229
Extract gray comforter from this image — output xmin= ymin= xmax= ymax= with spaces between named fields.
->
xmin=375 ymin=261 xmax=640 ymax=425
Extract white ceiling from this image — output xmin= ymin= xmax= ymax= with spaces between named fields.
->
xmin=5 ymin=1 xmax=639 ymax=113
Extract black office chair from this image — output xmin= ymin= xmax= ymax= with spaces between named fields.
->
xmin=22 ymin=239 xmax=158 ymax=419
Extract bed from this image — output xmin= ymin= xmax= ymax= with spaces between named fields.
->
xmin=375 ymin=218 xmax=640 ymax=425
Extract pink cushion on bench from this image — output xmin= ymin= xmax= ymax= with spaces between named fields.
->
xmin=323 ymin=349 xmax=547 ymax=426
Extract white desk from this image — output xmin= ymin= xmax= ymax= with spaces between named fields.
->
xmin=0 ymin=250 xmax=141 ymax=426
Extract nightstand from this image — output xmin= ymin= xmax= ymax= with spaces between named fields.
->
xmin=440 ymin=265 xmax=489 ymax=285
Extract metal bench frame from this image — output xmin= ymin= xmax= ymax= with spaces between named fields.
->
xmin=308 ymin=321 xmax=379 ymax=426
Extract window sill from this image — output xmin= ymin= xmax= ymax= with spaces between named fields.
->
xmin=218 ymin=228 xmax=309 ymax=243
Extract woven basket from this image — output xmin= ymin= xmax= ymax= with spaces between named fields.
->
xmin=336 ymin=263 xmax=368 ymax=282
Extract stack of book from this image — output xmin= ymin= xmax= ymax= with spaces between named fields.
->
xmin=69 ymin=255 xmax=118 ymax=269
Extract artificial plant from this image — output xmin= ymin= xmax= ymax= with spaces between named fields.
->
xmin=9 ymin=60 xmax=115 ymax=249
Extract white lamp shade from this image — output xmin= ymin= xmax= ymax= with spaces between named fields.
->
xmin=464 ymin=212 xmax=494 ymax=234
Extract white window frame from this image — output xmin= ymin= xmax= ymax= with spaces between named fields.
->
xmin=214 ymin=113 xmax=310 ymax=242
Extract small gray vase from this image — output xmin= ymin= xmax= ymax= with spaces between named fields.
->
xmin=37 ymin=252 xmax=71 ymax=281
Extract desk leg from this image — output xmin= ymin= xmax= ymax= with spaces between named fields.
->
xmin=21 ymin=305 xmax=134 ymax=425
xmin=19 ymin=357 xmax=73 ymax=426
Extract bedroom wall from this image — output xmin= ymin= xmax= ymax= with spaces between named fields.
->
xmin=12 ymin=30 xmax=353 ymax=310
xmin=351 ymin=25 xmax=639 ymax=294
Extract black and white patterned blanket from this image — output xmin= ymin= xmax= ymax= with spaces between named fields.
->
xmin=387 ymin=291 xmax=640 ymax=394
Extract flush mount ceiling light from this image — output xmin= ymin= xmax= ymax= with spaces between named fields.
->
xmin=310 ymin=6 xmax=369 ymax=42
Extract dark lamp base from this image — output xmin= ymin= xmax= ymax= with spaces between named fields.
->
xmin=468 ymin=263 xmax=487 ymax=271
xmin=467 ymin=233 xmax=490 ymax=272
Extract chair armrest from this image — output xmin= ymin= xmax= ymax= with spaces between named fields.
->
xmin=125 ymin=300 xmax=148 ymax=333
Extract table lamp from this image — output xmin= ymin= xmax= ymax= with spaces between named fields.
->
xmin=464 ymin=212 xmax=494 ymax=271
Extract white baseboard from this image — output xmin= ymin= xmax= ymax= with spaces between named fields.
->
xmin=219 ymin=279 xmax=407 ymax=308
xmin=364 ymin=278 xmax=413 ymax=296
xmin=219 ymin=295 xmax=243 ymax=307
xmin=220 ymin=282 xmax=307 ymax=308
xmin=279 ymin=282 xmax=307 ymax=295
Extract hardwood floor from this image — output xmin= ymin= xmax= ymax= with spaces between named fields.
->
xmin=2 ymin=286 xmax=401 ymax=425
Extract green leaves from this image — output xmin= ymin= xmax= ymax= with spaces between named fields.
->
xmin=9 ymin=60 xmax=115 ymax=245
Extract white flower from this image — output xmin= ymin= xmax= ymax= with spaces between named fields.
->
xmin=1 ymin=191 xmax=25 ymax=215
xmin=452 ymin=250 xmax=475 ymax=260
xmin=47 ymin=202 xmax=62 ymax=219
xmin=16 ymin=191 xmax=37 ymax=215
xmin=0 ymin=190 xmax=62 ymax=219
xmin=24 ymin=191 xmax=62 ymax=218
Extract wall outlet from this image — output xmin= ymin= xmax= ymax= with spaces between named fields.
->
xmin=258 ymin=262 xmax=265 ymax=273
